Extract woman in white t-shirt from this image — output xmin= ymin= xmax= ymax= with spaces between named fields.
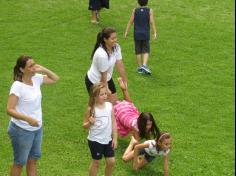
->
xmin=85 ymin=27 xmax=127 ymax=105
xmin=6 ymin=55 xmax=59 ymax=176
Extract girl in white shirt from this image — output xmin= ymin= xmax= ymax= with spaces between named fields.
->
xmin=7 ymin=55 xmax=59 ymax=176
xmin=85 ymin=27 xmax=127 ymax=105
xmin=83 ymin=82 xmax=118 ymax=176
xmin=123 ymin=132 xmax=172 ymax=176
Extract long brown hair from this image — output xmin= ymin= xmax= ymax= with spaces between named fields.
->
xmin=137 ymin=112 xmax=160 ymax=139
xmin=88 ymin=82 xmax=106 ymax=116
xmin=91 ymin=27 xmax=117 ymax=60
xmin=13 ymin=55 xmax=32 ymax=81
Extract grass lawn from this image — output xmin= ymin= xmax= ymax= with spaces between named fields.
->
xmin=0 ymin=0 xmax=235 ymax=175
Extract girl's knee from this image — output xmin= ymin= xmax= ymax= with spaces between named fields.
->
xmin=106 ymin=158 xmax=115 ymax=167
xmin=92 ymin=160 xmax=100 ymax=168
xmin=122 ymin=156 xmax=129 ymax=162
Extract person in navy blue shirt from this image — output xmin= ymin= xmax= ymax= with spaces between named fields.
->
xmin=125 ymin=0 xmax=157 ymax=75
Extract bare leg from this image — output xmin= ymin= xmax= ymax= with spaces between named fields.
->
xmin=133 ymin=156 xmax=149 ymax=171
xmin=26 ymin=159 xmax=37 ymax=176
xmin=117 ymin=77 xmax=132 ymax=102
xmin=89 ymin=160 xmax=100 ymax=176
xmin=10 ymin=164 xmax=23 ymax=176
xmin=142 ymin=53 xmax=149 ymax=66
xmin=122 ymin=137 xmax=138 ymax=162
xmin=136 ymin=54 xmax=142 ymax=67
xmin=105 ymin=157 xmax=115 ymax=176
xmin=91 ymin=11 xmax=97 ymax=23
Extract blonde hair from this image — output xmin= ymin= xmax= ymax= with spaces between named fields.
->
xmin=88 ymin=82 xmax=106 ymax=115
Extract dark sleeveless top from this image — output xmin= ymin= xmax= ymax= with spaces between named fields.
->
xmin=134 ymin=7 xmax=150 ymax=40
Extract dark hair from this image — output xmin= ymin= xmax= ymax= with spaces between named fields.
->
xmin=137 ymin=112 xmax=160 ymax=139
xmin=13 ymin=55 xmax=32 ymax=81
xmin=91 ymin=27 xmax=116 ymax=59
xmin=138 ymin=0 xmax=148 ymax=6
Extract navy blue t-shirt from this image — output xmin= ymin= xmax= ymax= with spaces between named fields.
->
xmin=134 ymin=7 xmax=150 ymax=40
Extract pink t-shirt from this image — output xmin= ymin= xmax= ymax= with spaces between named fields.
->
xmin=114 ymin=100 xmax=140 ymax=136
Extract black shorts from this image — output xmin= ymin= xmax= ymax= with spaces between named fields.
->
xmin=139 ymin=149 xmax=155 ymax=162
xmin=88 ymin=140 xmax=115 ymax=160
xmin=134 ymin=40 xmax=150 ymax=54
xmin=88 ymin=0 xmax=109 ymax=10
xmin=85 ymin=74 xmax=117 ymax=94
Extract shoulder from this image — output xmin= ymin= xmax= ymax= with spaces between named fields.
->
xmin=105 ymin=101 xmax=113 ymax=108
xmin=94 ymin=47 xmax=107 ymax=58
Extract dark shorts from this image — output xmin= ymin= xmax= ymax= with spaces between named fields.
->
xmin=134 ymin=40 xmax=150 ymax=54
xmin=139 ymin=149 xmax=155 ymax=163
xmin=88 ymin=0 xmax=109 ymax=10
xmin=88 ymin=140 xmax=115 ymax=160
xmin=85 ymin=74 xmax=116 ymax=94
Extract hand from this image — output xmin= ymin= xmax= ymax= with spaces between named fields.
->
xmin=153 ymin=33 xmax=157 ymax=40
xmin=27 ymin=117 xmax=39 ymax=127
xmin=33 ymin=64 xmax=46 ymax=73
xmin=112 ymin=139 xmax=118 ymax=149
xmin=89 ymin=116 xmax=95 ymax=125
xmin=124 ymin=32 xmax=128 ymax=38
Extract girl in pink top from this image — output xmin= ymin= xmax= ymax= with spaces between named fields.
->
xmin=114 ymin=78 xmax=160 ymax=141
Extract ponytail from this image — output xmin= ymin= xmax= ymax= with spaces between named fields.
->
xmin=90 ymin=27 xmax=116 ymax=60
xmin=13 ymin=55 xmax=32 ymax=81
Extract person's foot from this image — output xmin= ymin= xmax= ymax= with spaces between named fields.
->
xmin=137 ymin=66 xmax=143 ymax=74
xmin=117 ymin=77 xmax=127 ymax=90
xmin=141 ymin=65 xmax=151 ymax=75
xmin=91 ymin=20 xmax=99 ymax=24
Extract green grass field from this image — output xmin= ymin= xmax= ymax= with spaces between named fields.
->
xmin=0 ymin=0 xmax=235 ymax=175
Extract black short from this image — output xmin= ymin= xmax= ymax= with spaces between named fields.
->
xmin=88 ymin=140 xmax=114 ymax=160
xmin=88 ymin=0 xmax=109 ymax=10
xmin=139 ymin=149 xmax=155 ymax=162
xmin=134 ymin=40 xmax=150 ymax=54
xmin=85 ymin=74 xmax=116 ymax=94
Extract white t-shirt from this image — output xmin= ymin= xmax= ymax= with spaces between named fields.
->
xmin=87 ymin=44 xmax=122 ymax=83
xmin=9 ymin=74 xmax=44 ymax=131
xmin=88 ymin=102 xmax=113 ymax=144
xmin=144 ymin=140 xmax=170 ymax=156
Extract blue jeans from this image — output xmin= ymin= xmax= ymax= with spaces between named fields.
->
xmin=8 ymin=122 xmax=43 ymax=166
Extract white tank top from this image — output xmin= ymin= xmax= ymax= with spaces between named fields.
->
xmin=88 ymin=102 xmax=113 ymax=144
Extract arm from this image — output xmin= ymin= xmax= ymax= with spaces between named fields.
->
xmin=34 ymin=64 xmax=60 ymax=85
xmin=115 ymin=60 xmax=127 ymax=86
xmin=131 ymin=128 xmax=140 ymax=141
xmin=133 ymin=143 xmax=149 ymax=170
xmin=163 ymin=155 xmax=169 ymax=176
xmin=150 ymin=9 xmax=157 ymax=39
xmin=111 ymin=107 xmax=118 ymax=149
xmin=124 ymin=9 xmax=135 ymax=38
xmin=6 ymin=95 xmax=39 ymax=126
xmin=83 ymin=106 xmax=95 ymax=129
xmin=101 ymin=71 xmax=112 ymax=95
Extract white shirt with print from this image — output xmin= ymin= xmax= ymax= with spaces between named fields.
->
xmin=88 ymin=102 xmax=113 ymax=144
xmin=144 ymin=140 xmax=170 ymax=156
xmin=9 ymin=74 xmax=44 ymax=131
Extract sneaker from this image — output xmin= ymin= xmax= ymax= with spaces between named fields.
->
xmin=137 ymin=66 xmax=143 ymax=73
xmin=141 ymin=65 xmax=151 ymax=74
